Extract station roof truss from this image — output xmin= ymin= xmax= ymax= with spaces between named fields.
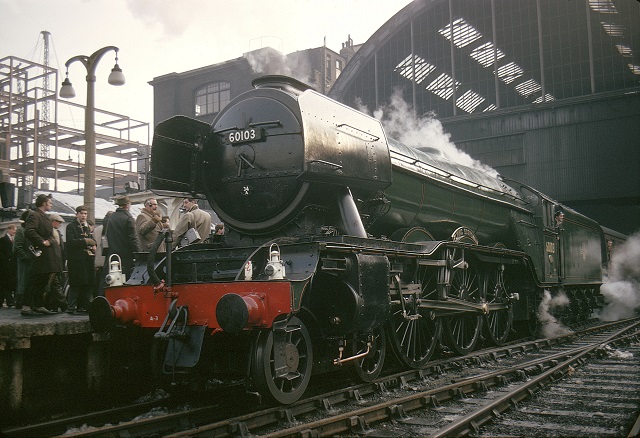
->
xmin=329 ymin=0 xmax=640 ymax=118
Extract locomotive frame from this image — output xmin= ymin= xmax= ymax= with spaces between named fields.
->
xmin=90 ymin=76 xmax=615 ymax=404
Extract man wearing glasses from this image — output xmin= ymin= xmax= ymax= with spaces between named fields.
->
xmin=136 ymin=198 xmax=168 ymax=252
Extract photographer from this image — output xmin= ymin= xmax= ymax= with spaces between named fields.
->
xmin=65 ymin=205 xmax=96 ymax=314
xmin=23 ymin=194 xmax=58 ymax=316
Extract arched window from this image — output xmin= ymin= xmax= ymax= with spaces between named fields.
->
xmin=195 ymin=81 xmax=230 ymax=116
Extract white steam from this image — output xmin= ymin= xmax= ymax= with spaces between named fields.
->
xmin=598 ymin=232 xmax=640 ymax=321
xmin=244 ymin=49 xmax=291 ymax=75
xmin=361 ymin=89 xmax=498 ymax=176
xmin=243 ymin=49 xmax=320 ymax=91
xmin=538 ymin=290 xmax=573 ymax=337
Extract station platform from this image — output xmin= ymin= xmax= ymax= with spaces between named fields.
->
xmin=0 ymin=305 xmax=112 ymax=427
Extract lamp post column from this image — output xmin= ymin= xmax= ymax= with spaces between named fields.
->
xmin=61 ymin=46 xmax=124 ymax=223
xmin=85 ymin=72 xmax=97 ymax=223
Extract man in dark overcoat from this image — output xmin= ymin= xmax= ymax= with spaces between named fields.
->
xmin=23 ymin=194 xmax=60 ymax=315
xmin=98 ymin=196 xmax=141 ymax=296
xmin=13 ymin=210 xmax=33 ymax=308
xmin=0 ymin=224 xmax=17 ymax=307
xmin=65 ymin=206 xmax=96 ymax=313
xmin=46 ymin=213 xmax=68 ymax=312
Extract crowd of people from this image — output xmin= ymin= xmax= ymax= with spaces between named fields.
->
xmin=0 ymin=194 xmax=223 ymax=317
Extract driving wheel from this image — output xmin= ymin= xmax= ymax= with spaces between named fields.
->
xmin=250 ymin=316 xmax=313 ymax=404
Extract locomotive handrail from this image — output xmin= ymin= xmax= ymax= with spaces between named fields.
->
xmin=146 ymin=230 xmax=169 ymax=287
xmin=153 ymin=133 xmax=200 ymax=148
xmin=517 ymin=219 xmax=538 ymax=228
xmin=213 ymin=121 xmax=283 ymax=135
xmin=249 ymin=120 xmax=282 ymax=127
xmin=307 ymin=159 xmax=343 ymax=169
xmin=212 ymin=125 xmax=243 ymax=134
xmin=336 ymin=123 xmax=381 ymax=141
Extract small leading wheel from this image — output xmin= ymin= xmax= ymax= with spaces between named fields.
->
xmin=441 ymin=248 xmax=482 ymax=355
xmin=483 ymin=265 xmax=513 ymax=346
xmin=250 ymin=316 xmax=313 ymax=404
xmin=387 ymin=268 xmax=442 ymax=369
xmin=352 ymin=326 xmax=386 ymax=383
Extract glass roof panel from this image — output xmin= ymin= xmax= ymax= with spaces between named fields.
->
xmin=439 ymin=18 xmax=483 ymax=48
xmin=496 ymin=62 xmax=524 ymax=84
xmin=515 ymin=79 xmax=542 ymax=97
xmin=615 ymin=44 xmax=633 ymax=57
xmin=588 ymin=0 xmax=618 ymax=14
xmin=395 ymin=54 xmax=436 ymax=84
xmin=470 ymin=42 xmax=505 ymax=67
xmin=533 ymin=94 xmax=556 ymax=103
xmin=456 ymin=89 xmax=486 ymax=113
xmin=425 ymin=73 xmax=461 ymax=100
xmin=601 ymin=22 xmax=625 ymax=37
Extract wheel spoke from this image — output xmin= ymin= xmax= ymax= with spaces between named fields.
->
xmin=483 ymin=265 xmax=513 ymax=346
xmin=251 ymin=317 xmax=313 ymax=404
xmin=387 ymin=266 xmax=441 ymax=369
xmin=352 ymin=326 xmax=386 ymax=382
xmin=442 ymin=250 xmax=482 ymax=355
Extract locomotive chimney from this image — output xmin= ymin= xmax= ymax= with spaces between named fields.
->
xmin=252 ymin=75 xmax=313 ymax=95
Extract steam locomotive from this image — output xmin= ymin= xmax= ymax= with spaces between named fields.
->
xmin=90 ymin=76 xmax=616 ymax=404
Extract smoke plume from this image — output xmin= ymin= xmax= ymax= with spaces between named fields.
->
xmin=598 ymin=232 xmax=640 ymax=321
xmin=360 ymin=89 xmax=498 ymax=176
xmin=243 ymin=48 xmax=319 ymax=91
xmin=538 ymin=289 xmax=573 ymax=337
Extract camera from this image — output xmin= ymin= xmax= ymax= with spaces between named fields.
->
xmin=28 ymin=245 xmax=42 ymax=257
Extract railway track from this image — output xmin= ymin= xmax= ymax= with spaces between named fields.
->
xmin=3 ymin=318 xmax=639 ymax=437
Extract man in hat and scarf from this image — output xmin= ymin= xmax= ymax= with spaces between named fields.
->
xmin=98 ymin=196 xmax=141 ymax=296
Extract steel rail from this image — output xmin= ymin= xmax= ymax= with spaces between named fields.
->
xmin=429 ymin=320 xmax=640 ymax=438
xmin=170 ymin=319 xmax=640 ymax=437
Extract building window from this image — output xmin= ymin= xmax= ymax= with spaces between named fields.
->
xmin=336 ymin=59 xmax=343 ymax=78
xmin=195 ymin=81 xmax=230 ymax=116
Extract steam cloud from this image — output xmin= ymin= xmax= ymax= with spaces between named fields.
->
xmin=598 ymin=232 xmax=640 ymax=321
xmin=538 ymin=289 xmax=573 ymax=337
xmin=243 ymin=48 xmax=320 ymax=91
xmin=361 ymin=89 xmax=498 ymax=176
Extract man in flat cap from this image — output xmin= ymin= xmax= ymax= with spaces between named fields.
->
xmin=46 ymin=213 xmax=67 ymax=312
xmin=98 ymin=196 xmax=141 ymax=295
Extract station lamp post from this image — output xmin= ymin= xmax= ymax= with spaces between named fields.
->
xmin=59 ymin=46 xmax=125 ymax=223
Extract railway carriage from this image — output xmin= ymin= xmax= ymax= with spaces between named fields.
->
xmin=90 ymin=76 xmax=616 ymax=404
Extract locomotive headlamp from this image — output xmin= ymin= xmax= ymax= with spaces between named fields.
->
xmin=265 ymin=243 xmax=286 ymax=280
xmin=105 ymin=254 xmax=127 ymax=286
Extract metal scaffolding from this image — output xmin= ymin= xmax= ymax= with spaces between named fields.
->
xmin=0 ymin=55 xmax=149 ymax=200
